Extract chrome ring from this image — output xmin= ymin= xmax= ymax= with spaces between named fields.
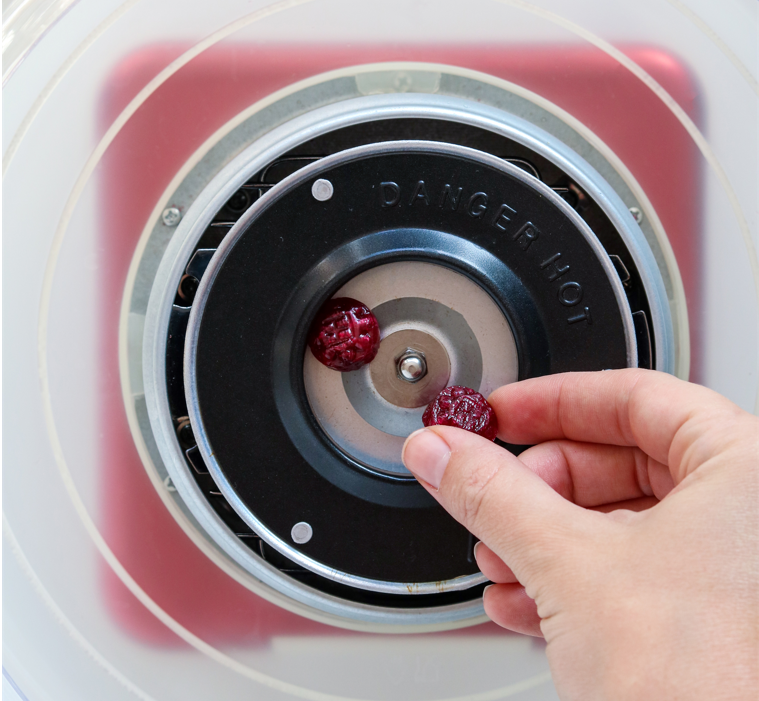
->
xmin=143 ymin=90 xmax=673 ymax=623
xmin=183 ymin=139 xmax=636 ymax=595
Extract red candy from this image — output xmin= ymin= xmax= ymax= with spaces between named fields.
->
xmin=308 ymin=297 xmax=381 ymax=372
xmin=422 ymin=386 xmax=499 ymax=441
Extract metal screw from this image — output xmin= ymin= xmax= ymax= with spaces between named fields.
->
xmin=393 ymin=71 xmax=413 ymax=92
xmin=176 ymin=419 xmax=195 ymax=447
xmin=397 ymin=349 xmax=427 ymax=383
xmin=311 ymin=179 xmax=334 ymax=202
xmin=226 ymin=189 xmax=250 ymax=213
xmin=291 ymin=522 xmax=313 ymax=544
xmin=629 ymin=206 xmax=643 ymax=224
xmin=162 ymin=207 xmax=182 ymax=227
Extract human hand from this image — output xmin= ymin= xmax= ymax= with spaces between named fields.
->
xmin=402 ymin=369 xmax=758 ymax=700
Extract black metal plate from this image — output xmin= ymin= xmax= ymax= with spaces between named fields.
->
xmin=190 ymin=146 xmax=630 ymax=586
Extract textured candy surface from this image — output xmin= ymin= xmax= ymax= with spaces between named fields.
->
xmin=422 ymin=386 xmax=498 ymax=441
xmin=308 ymin=297 xmax=381 ymax=372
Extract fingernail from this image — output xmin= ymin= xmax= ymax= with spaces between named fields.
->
xmin=483 ymin=584 xmax=494 ymax=599
xmin=473 ymin=541 xmax=481 ymax=560
xmin=401 ymin=428 xmax=451 ymax=489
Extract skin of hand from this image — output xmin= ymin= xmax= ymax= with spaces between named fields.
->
xmin=402 ymin=369 xmax=758 ymax=701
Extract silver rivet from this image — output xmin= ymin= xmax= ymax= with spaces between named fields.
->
xmin=162 ymin=207 xmax=182 ymax=227
xmin=163 ymin=475 xmax=176 ymax=492
xmin=397 ymin=349 xmax=427 ymax=383
xmin=629 ymin=206 xmax=643 ymax=224
xmin=291 ymin=522 xmax=313 ymax=544
xmin=311 ymin=179 xmax=334 ymax=201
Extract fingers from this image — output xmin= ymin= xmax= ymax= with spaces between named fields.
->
xmin=518 ymin=440 xmax=674 ymax=505
xmin=475 ymin=542 xmax=518 ymax=583
xmin=402 ymin=426 xmax=599 ymax=585
xmin=483 ymin=583 xmax=542 ymax=637
xmin=592 ymin=495 xmax=659 ymax=515
xmin=488 ymin=369 xmax=741 ymax=474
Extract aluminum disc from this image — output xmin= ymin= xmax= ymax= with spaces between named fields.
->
xmin=304 ymin=261 xmax=518 ymax=476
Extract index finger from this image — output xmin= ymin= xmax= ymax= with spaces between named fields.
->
xmin=489 ymin=369 xmax=742 ymax=469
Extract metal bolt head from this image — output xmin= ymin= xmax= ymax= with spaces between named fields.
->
xmin=629 ymin=206 xmax=643 ymax=224
xmin=397 ymin=349 xmax=427 ymax=383
xmin=291 ymin=522 xmax=313 ymax=544
xmin=176 ymin=419 xmax=195 ymax=447
xmin=393 ymin=71 xmax=413 ymax=92
xmin=162 ymin=206 xmax=182 ymax=227
xmin=311 ymin=178 xmax=334 ymax=201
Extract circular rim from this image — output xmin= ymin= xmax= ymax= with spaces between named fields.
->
xmin=143 ymin=92 xmax=672 ymax=622
xmin=306 ymin=263 xmax=518 ymax=475
xmin=183 ymin=139 xmax=636 ymax=595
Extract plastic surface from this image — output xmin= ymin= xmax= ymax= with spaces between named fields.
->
xmin=3 ymin=1 xmax=757 ymax=699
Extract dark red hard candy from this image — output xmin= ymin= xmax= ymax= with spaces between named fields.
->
xmin=308 ymin=297 xmax=381 ymax=372
xmin=422 ymin=386 xmax=499 ymax=441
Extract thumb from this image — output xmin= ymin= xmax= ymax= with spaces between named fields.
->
xmin=402 ymin=426 xmax=597 ymax=588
